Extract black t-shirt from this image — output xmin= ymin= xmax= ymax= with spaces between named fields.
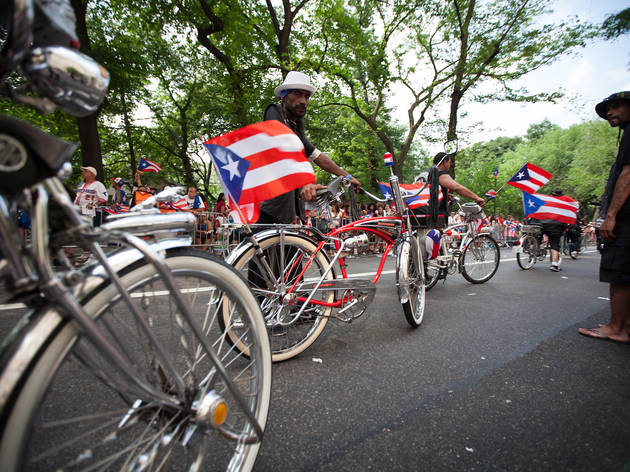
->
xmin=437 ymin=170 xmax=450 ymax=214
xmin=601 ymin=125 xmax=630 ymax=245
xmin=259 ymin=104 xmax=317 ymax=223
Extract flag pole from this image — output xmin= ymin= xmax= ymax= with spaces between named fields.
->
xmin=493 ymin=170 xmax=497 ymax=218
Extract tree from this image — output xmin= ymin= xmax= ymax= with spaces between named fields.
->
xmin=601 ymin=6 xmax=630 ymax=69
xmin=441 ymin=0 xmax=595 ymax=166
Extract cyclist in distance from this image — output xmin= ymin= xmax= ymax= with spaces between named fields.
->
xmin=433 ymin=151 xmax=486 ymax=210
xmin=262 ymin=71 xmax=360 ymax=224
xmin=540 ymin=188 xmax=570 ymax=272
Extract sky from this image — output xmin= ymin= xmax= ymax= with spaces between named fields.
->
xmin=395 ymin=0 xmax=630 ymax=153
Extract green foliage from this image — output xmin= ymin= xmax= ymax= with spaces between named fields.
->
xmin=0 ymin=0 xmax=603 ymax=212
xmin=601 ymin=7 xmax=630 ymax=40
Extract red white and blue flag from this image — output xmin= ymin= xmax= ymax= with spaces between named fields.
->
xmin=168 ymin=197 xmax=189 ymax=211
xmin=138 ymin=158 xmax=162 ymax=173
xmin=522 ymin=191 xmax=578 ymax=225
xmin=507 ymin=220 xmax=520 ymax=237
xmin=485 ymin=189 xmax=497 ymax=199
xmin=204 ymin=121 xmax=315 ymax=223
xmin=383 ymin=152 xmax=394 ymax=167
xmin=425 ymin=229 xmax=442 ymax=260
xmin=102 ymin=204 xmax=130 ymax=215
xmin=507 ymin=163 xmax=552 ymax=193
xmin=377 ymin=181 xmax=443 ymax=209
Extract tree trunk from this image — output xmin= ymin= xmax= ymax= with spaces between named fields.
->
xmin=121 ymin=91 xmax=137 ymax=179
xmin=71 ymin=0 xmax=105 ymax=179
xmin=76 ymin=114 xmax=104 ymax=180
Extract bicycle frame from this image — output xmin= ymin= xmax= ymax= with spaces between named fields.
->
xmin=227 ymin=181 xmax=416 ymax=322
xmin=427 ymin=213 xmax=482 ymax=271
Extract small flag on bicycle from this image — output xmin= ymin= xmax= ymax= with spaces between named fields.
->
xmin=377 ymin=181 xmax=443 ymax=209
xmin=485 ymin=189 xmax=497 ymax=199
xmin=204 ymin=121 xmax=315 ymax=223
xmin=138 ymin=158 xmax=162 ymax=173
xmin=521 ymin=191 xmax=578 ymax=225
xmin=382 ymin=152 xmax=394 ymax=166
xmin=507 ymin=163 xmax=552 ymax=193
xmin=425 ymin=229 xmax=442 ymax=260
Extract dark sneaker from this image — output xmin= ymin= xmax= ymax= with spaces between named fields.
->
xmin=550 ymin=265 xmax=561 ymax=272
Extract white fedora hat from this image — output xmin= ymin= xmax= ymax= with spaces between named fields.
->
xmin=274 ymin=71 xmax=316 ymax=98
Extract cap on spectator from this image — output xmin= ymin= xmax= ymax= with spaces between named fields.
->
xmin=80 ymin=166 xmax=97 ymax=176
xmin=111 ymin=177 xmax=125 ymax=186
xmin=595 ymin=91 xmax=630 ymax=119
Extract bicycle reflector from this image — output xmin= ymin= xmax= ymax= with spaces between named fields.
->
xmin=194 ymin=391 xmax=228 ymax=427
xmin=383 ymin=152 xmax=394 ymax=166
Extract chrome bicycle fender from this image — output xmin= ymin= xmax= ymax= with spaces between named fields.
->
xmin=396 ymin=239 xmax=412 ymax=304
xmin=225 ymin=228 xmax=318 ymax=266
xmin=99 ymin=212 xmax=196 ymax=237
xmin=84 ymin=237 xmax=192 ymax=287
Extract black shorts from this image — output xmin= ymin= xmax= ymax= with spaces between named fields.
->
xmin=600 ymin=244 xmax=630 ymax=285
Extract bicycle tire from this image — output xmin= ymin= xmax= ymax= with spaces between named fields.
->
xmin=228 ymin=233 xmax=334 ymax=362
xmin=517 ymin=235 xmax=538 ymax=270
xmin=0 ymin=248 xmax=272 ymax=472
xmin=400 ymin=236 xmax=426 ymax=327
xmin=461 ymin=234 xmax=500 ymax=283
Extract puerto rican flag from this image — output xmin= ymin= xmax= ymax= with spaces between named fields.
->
xmin=204 ymin=121 xmax=315 ymax=223
xmin=425 ymin=229 xmax=441 ymax=259
xmin=522 ymin=191 xmax=578 ymax=225
xmin=102 ymin=204 xmax=130 ymax=215
xmin=377 ymin=181 xmax=443 ymax=209
xmin=138 ymin=158 xmax=162 ymax=173
xmin=507 ymin=163 xmax=552 ymax=193
xmin=507 ymin=220 xmax=520 ymax=237
xmin=169 ymin=197 xmax=189 ymax=211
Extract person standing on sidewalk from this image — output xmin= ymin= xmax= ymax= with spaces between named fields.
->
xmin=579 ymin=91 xmax=630 ymax=344
xmin=74 ymin=166 xmax=107 ymax=227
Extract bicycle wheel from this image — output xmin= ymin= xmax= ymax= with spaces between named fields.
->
xmin=461 ymin=234 xmax=500 ymax=283
xmin=0 ymin=248 xmax=272 ymax=472
xmin=400 ymin=236 xmax=426 ymax=327
xmin=228 ymin=233 xmax=334 ymax=362
xmin=424 ymin=258 xmax=441 ymax=290
xmin=517 ymin=235 xmax=538 ymax=270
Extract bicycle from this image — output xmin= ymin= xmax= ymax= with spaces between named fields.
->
xmin=423 ymin=200 xmax=501 ymax=290
xmin=0 ymin=3 xmax=271 ymax=470
xmin=224 ymin=159 xmax=428 ymax=362
xmin=515 ymin=223 xmax=551 ymax=270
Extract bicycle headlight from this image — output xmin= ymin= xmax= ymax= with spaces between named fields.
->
xmin=22 ymin=45 xmax=109 ymax=117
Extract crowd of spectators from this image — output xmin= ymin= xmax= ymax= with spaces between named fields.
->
xmin=57 ymin=169 xmax=598 ymax=256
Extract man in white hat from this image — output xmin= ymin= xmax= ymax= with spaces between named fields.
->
xmin=261 ymin=70 xmax=360 ymax=224
xmin=74 ymin=166 xmax=108 ymax=226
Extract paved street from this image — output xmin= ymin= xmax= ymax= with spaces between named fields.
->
xmin=0 ymin=246 xmax=628 ymax=471
xmin=254 ymin=247 xmax=630 ymax=471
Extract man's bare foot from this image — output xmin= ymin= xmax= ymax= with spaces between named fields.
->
xmin=579 ymin=326 xmax=630 ymax=344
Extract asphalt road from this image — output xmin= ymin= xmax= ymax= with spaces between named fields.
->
xmin=254 ymin=247 xmax=630 ymax=471
xmin=0 ymin=246 xmax=627 ymax=471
